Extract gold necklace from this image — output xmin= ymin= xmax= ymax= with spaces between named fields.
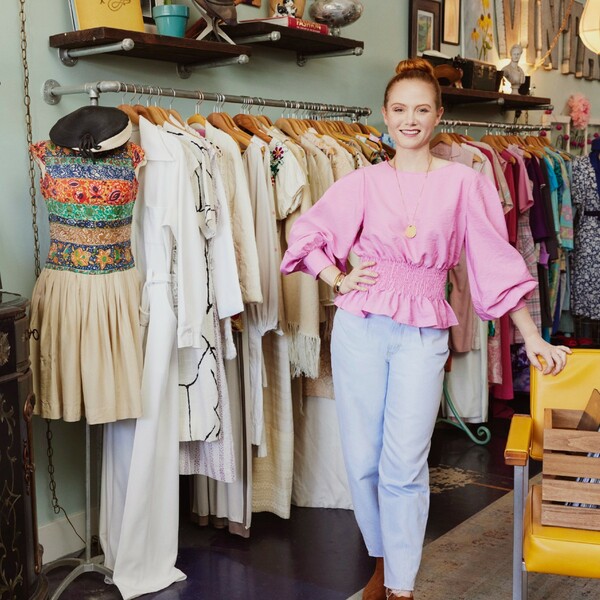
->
xmin=390 ymin=155 xmax=433 ymax=239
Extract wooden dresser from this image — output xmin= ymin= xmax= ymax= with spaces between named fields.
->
xmin=0 ymin=293 xmax=47 ymax=600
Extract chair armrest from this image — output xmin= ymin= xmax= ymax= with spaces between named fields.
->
xmin=504 ymin=414 xmax=532 ymax=466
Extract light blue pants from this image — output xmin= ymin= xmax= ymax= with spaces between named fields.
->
xmin=331 ymin=309 xmax=449 ymax=590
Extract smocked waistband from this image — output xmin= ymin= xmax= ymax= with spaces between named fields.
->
xmin=364 ymin=259 xmax=448 ymax=300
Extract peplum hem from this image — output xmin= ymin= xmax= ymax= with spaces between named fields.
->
xmin=334 ymin=290 xmax=459 ymax=330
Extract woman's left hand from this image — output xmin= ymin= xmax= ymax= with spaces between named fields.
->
xmin=524 ymin=335 xmax=572 ymax=376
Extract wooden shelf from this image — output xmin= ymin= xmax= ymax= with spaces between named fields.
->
xmin=219 ymin=21 xmax=363 ymax=65
xmin=441 ymin=86 xmax=552 ymax=111
xmin=49 ymin=27 xmax=252 ymax=66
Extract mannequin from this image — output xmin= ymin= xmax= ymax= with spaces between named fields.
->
xmin=29 ymin=105 xmax=145 ymax=424
xmin=502 ymin=44 xmax=526 ymax=94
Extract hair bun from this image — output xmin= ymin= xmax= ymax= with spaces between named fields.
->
xmin=395 ymin=58 xmax=435 ymax=77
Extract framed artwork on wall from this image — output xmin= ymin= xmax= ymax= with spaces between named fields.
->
xmin=442 ymin=0 xmax=461 ymax=45
xmin=409 ymin=0 xmax=441 ymax=58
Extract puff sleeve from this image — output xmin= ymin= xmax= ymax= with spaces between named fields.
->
xmin=280 ymin=170 xmax=365 ymax=278
xmin=464 ymin=172 xmax=537 ymax=320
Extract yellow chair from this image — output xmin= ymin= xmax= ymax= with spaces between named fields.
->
xmin=504 ymin=348 xmax=600 ymax=600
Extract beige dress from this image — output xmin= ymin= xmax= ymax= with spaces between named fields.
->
xmin=29 ymin=140 xmax=145 ymax=424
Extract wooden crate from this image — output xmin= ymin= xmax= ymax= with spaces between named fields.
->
xmin=542 ymin=407 xmax=600 ymax=530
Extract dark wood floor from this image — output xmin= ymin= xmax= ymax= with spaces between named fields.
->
xmin=44 ymin=402 xmax=525 ymax=600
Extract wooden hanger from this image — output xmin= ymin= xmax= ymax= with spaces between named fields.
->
xmin=168 ymin=108 xmax=186 ymax=127
xmin=233 ymin=113 xmax=272 ymax=143
xmin=188 ymin=113 xmax=206 ymax=127
xmin=117 ymin=104 xmax=140 ymax=126
xmin=132 ymin=104 xmax=155 ymax=124
xmin=274 ymin=118 xmax=300 ymax=141
xmin=146 ymin=105 xmax=168 ymax=126
xmin=208 ymin=111 xmax=251 ymax=150
xmin=430 ymin=131 xmax=458 ymax=148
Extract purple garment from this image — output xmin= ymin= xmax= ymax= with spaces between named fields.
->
xmin=527 ymin=158 xmax=549 ymax=241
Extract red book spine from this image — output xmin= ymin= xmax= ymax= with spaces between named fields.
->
xmin=247 ymin=16 xmax=330 ymax=35
xmin=286 ymin=17 xmax=329 ymax=35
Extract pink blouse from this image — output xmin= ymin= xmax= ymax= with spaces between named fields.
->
xmin=280 ymin=161 xmax=537 ymax=329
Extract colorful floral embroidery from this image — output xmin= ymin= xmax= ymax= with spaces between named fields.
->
xmin=42 ymin=178 xmax=137 ymax=206
xmin=46 ymin=241 xmax=134 ymax=274
xmin=97 ymin=249 xmax=114 ymax=270
xmin=71 ymin=247 xmax=92 ymax=267
xmin=31 ymin=141 xmax=144 ymax=275
xmin=270 ymin=144 xmax=285 ymax=185
xmin=46 ymin=200 xmax=134 ymax=222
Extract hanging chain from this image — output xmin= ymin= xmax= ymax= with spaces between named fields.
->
xmin=46 ymin=421 xmax=86 ymax=546
xmin=19 ymin=0 xmax=41 ymax=278
xmin=19 ymin=0 xmax=84 ymax=546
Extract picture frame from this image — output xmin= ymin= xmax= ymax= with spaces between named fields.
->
xmin=141 ymin=0 xmax=157 ymax=24
xmin=442 ymin=0 xmax=460 ymax=45
xmin=409 ymin=0 xmax=441 ymax=58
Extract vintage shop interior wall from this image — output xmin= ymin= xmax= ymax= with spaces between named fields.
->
xmin=1 ymin=0 xmax=599 ymax=547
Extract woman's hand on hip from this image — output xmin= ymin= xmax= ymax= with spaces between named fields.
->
xmin=339 ymin=261 xmax=378 ymax=295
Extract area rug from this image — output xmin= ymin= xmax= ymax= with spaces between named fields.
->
xmin=348 ymin=476 xmax=600 ymax=600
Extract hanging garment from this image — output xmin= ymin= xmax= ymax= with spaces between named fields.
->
xmin=173 ymin=122 xmax=242 ymax=481
xmin=270 ymin=129 xmax=321 ymax=379
xmin=243 ymin=136 xmax=281 ymax=448
xmin=100 ymin=116 xmax=212 ymax=599
xmin=251 ymin=331 xmax=294 ymax=518
xmin=193 ymin=321 xmax=254 ymax=537
xmin=571 ymin=155 xmax=600 ymax=318
xmin=163 ymin=122 xmax=243 ymax=445
xmin=29 ymin=140 xmax=145 ymax=424
xmin=205 ymin=120 xmax=263 ymax=304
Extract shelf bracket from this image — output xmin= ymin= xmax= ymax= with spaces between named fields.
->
xmin=232 ymin=31 xmax=282 ymax=45
xmin=58 ymin=38 xmax=135 ymax=66
xmin=502 ymin=103 xmax=554 ymax=116
xmin=297 ymin=46 xmax=363 ymax=67
xmin=177 ymin=54 xmax=250 ymax=79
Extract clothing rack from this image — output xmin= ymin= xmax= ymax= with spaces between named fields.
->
xmin=439 ymin=118 xmax=551 ymax=132
xmin=42 ymin=79 xmax=372 ymax=119
xmin=435 ymin=117 xmax=550 ymax=446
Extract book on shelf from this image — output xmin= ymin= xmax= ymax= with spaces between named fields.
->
xmin=242 ymin=16 xmax=329 ymax=35
xmin=68 ymin=0 xmax=145 ymax=32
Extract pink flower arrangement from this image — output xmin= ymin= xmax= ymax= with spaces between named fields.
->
xmin=567 ymin=93 xmax=591 ymax=130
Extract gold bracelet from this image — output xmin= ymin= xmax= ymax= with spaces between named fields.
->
xmin=332 ymin=272 xmax=346 ymax=295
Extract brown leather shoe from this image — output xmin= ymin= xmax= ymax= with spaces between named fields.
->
xmin=362 ymin=557 xmax=385 ymax=600
xmin=385 ymin=592 xmax=414 ymax=599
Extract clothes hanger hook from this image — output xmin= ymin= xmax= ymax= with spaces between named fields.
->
xmin=154 ymin=87 xmax=164 ymax=106
xmin=256 ymin=97 xmax=264 ymax=116
xmin=195 ymin=91 xmax=204 ymax=115
xmin=145 ymin=86 xmax=151 ymax=107
xmin=169 ymin=88 xmax=176 ymax=111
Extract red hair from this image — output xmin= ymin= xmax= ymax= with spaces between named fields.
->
xmin=384 ymin=58 xmax=442 ymax=109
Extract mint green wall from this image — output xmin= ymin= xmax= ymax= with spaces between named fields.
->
xmin=2 ymin=0 xmax=599 ymax=527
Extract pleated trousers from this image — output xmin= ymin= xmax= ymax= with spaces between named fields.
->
xmin=331 ymin=308 xmax=449 ymax=590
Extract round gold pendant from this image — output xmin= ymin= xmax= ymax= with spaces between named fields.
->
xmin=405 ymin=225 xmax=417 ymax=239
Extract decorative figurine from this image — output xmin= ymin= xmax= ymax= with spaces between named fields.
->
xmin=502 ymin=44 xmax=526 ymax=95
xmin=270 ymin=0 xmax=305 ymax=17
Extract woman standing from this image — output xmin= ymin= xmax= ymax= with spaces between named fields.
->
xmin=280 ymin=59 xmax=569 ymax=599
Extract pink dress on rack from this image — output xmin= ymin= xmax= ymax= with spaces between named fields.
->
xmin=281 ymin=161 xmax=537 ymax=327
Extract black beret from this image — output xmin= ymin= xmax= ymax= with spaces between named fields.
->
xmin=49 ymin=106 xmax=131 ymax=158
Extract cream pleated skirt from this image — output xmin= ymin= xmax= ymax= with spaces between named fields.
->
xmin=30 ymin=268 xmax=143 ymax=424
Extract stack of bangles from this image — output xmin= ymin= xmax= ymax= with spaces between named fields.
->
xmin=332 ymin=271 xmax=346 ymax=295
